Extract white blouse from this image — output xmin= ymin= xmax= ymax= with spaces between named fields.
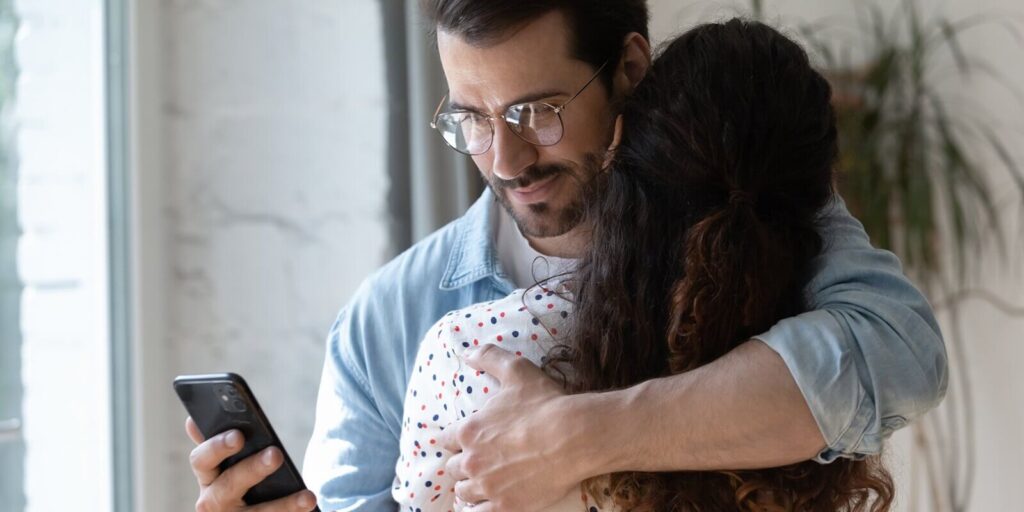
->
xmin=392 ymin=280 xmax=616 ymax=512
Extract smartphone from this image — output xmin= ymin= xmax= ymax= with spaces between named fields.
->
xmin=174 ymin=373 xmax=319 ymax=511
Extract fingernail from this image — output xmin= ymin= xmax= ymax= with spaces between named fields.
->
xmin=225 ymin=430 xmax=241 ymax=449
xmin=262 ymin=447 xmax=276 ymax=466
xmin=297 ymin=492 xmax=314 ymax=508
xmin=463 ymin=346 xmax=476 ymax=357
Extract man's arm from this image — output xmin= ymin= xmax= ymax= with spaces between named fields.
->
xmin=591 ymin=339 xmax=824 ymax=473
xmin=601 ymin=196 xmax=948 ymax=470
xmin=301 ymin=307 xmax=403 ymax=511
xmin=445 ymin=197 xmax=947 ymax=510
xmin=444 ymin=340 xmax=821 ymax=512
xmin=754 ymin=195 xmax=947 ymax=462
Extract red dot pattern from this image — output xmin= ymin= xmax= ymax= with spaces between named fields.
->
xmin=392 ymin=282 xmax=612 ymax=510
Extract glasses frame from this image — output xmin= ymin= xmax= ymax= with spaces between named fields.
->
xmin=430 ymin=59 xmax=611 ymax=156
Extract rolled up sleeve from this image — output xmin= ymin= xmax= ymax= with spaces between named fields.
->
xmin=756 ymin=196 xmax=948 ymax=463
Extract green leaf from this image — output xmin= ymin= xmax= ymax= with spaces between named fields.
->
xmin=938 ymin=20 xmax=971 ymax=75
xmin=931 ymin=95 xmax=1005 ymax=262
xmin=802 ymin=0 xmax=1024 ymax=282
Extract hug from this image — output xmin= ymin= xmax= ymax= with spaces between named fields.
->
xmin=187 ymin=2 xmax=946 ymax=511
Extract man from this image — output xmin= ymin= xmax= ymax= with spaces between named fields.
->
xmin=186 ymin=2 xmax=947 ymax=511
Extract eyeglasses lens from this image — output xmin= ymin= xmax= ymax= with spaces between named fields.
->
xmin=436 ymin=103 xmax=564 ymax=155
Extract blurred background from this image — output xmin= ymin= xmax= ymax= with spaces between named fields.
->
xmin=0 ymin=0 xmax=1021 ymax=511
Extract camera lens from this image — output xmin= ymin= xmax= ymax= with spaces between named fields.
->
xmin=232 ymin=399 xmax=247 ymax=412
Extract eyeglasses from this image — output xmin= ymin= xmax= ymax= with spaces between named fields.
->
xmin=430 ymin=59 xmax=610 ymax=156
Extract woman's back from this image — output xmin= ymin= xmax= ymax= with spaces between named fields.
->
xmin=563 ymin=18 xmax=894 ymax=511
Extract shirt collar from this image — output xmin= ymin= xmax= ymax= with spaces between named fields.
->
xmin=440 ymin=187 xmax=513 ymax=291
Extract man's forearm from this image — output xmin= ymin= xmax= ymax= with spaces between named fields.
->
xmin=582 ymin=339 xmax=826 ymax=474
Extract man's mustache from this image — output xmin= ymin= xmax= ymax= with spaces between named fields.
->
xmin=491 ymin=164 xmax=571 ymax=190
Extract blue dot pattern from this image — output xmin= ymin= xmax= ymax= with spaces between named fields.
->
xmin=391 ymin=281 xmax=613 ymax=511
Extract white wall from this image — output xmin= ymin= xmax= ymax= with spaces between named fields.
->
xmin=133 ymin=1 xmax=391 ymax=511
xmin=647 ymin=1 xmax=1024 ymax=511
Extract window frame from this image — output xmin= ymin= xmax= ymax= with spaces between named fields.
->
xmin=104 ymin=0 xmax=134 ymax=511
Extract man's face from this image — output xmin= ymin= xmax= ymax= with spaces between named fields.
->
xmin=437 ymin=10 xmax=616 ymax=240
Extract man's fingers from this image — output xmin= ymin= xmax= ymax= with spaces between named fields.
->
xmin=445 ymin=452 xmax=467 ymax=482
xmin=463 ymin=344 xmax=538 ymax=385
xmin=185 ymin=416 xmax=205 ymax=445
xmin=189 ymin=429 xmax=245 ymax=487
xmin=246 ymin=489 xmax=318 ymax=512
xmin=438 ymin=425 xmax=460 ymax=453
xmin=205 ymin=447 xmax=283 ymax=507
xmin=454 ymin=495 xmax=493 ymax=512
xmin=454 ymin=478 xmax=486 ymax=507
xmin=463 ymin=503 xmax=495 ymax=512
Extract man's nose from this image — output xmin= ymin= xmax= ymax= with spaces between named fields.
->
xmin=490 ymin=122 xmax=536 ymax=181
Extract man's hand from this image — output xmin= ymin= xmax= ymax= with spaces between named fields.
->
xmin=438 ymin=345 xmax=602 ymax=512
xmin=185 ymin=416 xmax=317 ymax=512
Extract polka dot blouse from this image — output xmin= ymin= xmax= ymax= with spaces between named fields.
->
xmin=391 ymin=281 xmax=616 ymax=512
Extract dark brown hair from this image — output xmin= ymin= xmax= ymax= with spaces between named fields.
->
xmin=556 ymin=19 xmax=894 ymax=511
xmin=420 ymin=0 xmax=649 ymax=89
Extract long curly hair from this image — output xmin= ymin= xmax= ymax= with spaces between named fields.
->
xmin=550 ymin=19 xmax=895 ymax=511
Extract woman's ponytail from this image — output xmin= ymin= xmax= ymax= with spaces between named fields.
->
xmin=666 ymin=189 xmax=803 ymax=373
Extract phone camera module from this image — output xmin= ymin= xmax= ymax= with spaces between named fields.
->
xmin=213 ymin=384 xmax=247 ymax=413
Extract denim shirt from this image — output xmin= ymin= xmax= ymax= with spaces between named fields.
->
xmin=302 ymin=188 xmax=947 ymax=511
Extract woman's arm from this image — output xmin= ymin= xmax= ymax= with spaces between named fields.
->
xmin=393 ymin=316 xmax=463 ymax=510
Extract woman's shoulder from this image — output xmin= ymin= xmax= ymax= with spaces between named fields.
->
xmin=427 ymin=282 xmax=574 ymax=362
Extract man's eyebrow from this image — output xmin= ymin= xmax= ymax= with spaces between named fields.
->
xmin=448 ymin=89 xmax=567 ymax=113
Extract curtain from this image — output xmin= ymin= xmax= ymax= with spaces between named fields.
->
xmin=381 ymin=0 xmax=484 ymax=254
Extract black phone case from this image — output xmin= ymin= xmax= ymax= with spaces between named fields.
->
xmin=173 ymin=373 xmax=320 ymax=511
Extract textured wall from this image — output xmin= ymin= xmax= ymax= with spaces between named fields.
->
xmin=156 ymin=1 xmax=390 ymax=510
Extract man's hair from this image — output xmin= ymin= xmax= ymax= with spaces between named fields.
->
xmin=419 ymin=0 xmax=650 ymax=89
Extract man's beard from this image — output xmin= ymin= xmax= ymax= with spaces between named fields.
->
xmin=486 ymin=152 xmax=604 ymax=239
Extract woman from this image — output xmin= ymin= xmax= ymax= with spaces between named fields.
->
xmin=395 ymin=18 xmax=893 ymax=511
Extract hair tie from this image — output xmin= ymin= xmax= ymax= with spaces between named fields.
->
xmin=729 ymin=190 xmax=755 ymax=208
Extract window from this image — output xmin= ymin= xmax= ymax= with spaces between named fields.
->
xmin=1 ymin=0 xmax=118 ymax=510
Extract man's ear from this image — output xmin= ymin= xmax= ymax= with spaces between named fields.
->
xmin=613 ymin=32 xmax=652 ymax=96
xmin=602 ymin=114 xmax=624 ymax=171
